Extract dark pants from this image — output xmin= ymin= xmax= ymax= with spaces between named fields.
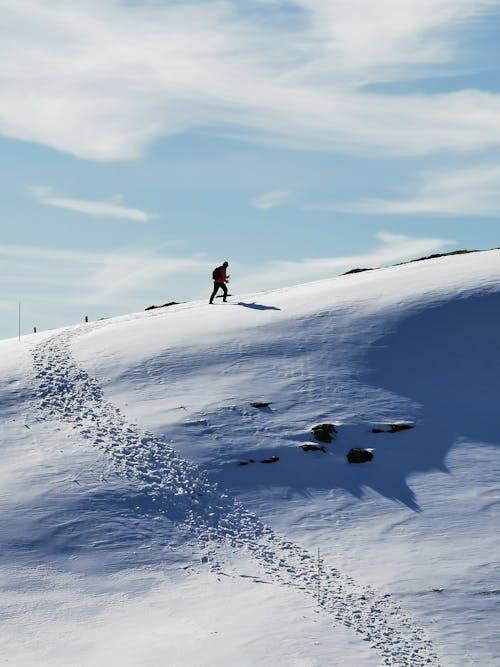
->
xmin=209 ymin=282 xmax=228 ymax=303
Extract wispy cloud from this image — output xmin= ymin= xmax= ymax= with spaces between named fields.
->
xmin=235 ymin=231 xmax=455 ymax=291
xmin=1 ymin=0 xmax=499 ymax=160
xmin=0 ymin=243 xmax=211 ymax=305
xmin=252 ymin=190 xmax=292 ymax=209
xmin=0 ymin=242 xmax=213 ymax=336
xmin=329 ymin=164 xmax=500 ymax=216
xmin=230 ymin=231 xmax=456 ymax=292
xmin=31 ymin=187 xmax=151 ymax=222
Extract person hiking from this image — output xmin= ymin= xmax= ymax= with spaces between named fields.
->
xmin=209 ymin=261 xmax=229 ymax=303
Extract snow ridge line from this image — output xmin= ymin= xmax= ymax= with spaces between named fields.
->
xmin=32 ymin=326 xmax=440 ymax=667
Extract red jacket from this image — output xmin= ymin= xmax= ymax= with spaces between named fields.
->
xmin=213 ymin=265 xmax=228 ymax=283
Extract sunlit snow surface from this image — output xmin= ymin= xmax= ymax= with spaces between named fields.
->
xmin=1 ymin=251 xmax=500 ymax=666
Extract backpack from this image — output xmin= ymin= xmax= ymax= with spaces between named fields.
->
xmin=212 ymin=266 xmax=222 ymax=280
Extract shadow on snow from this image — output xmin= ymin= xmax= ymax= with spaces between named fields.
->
xmin=235 ymin=301 xmax=281 ymax=311
xmin=114 ymin=291 xmax=500 ymax=512
xmin=208 ymin=291 xmax=500 ymax=511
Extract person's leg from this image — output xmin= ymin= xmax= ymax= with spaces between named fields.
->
xmin=221 ymin=283 xmax=228 ymax=302
xmin=209 ymin=283 xmax=220 ymax=303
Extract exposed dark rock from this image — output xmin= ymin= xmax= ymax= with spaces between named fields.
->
xmin=401 ymin=249 xmax=476 ymax=266
xmin=371 ymin=423 xmax=414 ymax=433
xmin=311 ymin=423 xmax=337 ymax=443
xmin=238 ymin=459 xmax=256 ymax=466
xmin=144 ymin=301 xmax=179 ymax=311
xmin=388 ymin=423 xmax=414 ymax=433
xmin=260 ymin=456 xmax=279 ymax=464
xmin=339 ymin=248 xmax=498 ymax=284
xmin=251 ymin=402 xmax=270 ymax=409
xmin=342 ymin=267 xmax=374 ymax=275
xmin=346 ymin=448 xmax=374 ymax=464
xmin=300 ymin=443 xmax=327 ymax=453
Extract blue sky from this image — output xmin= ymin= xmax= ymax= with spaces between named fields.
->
xmin=1 ymin=0 xmax=500 ymax=340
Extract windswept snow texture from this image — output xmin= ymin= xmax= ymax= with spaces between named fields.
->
xmin=2 ymin=250 xmax=500 ymax=666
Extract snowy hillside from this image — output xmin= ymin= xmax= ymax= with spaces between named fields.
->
xmin=1 ymin=250 xmax=500 ymax=666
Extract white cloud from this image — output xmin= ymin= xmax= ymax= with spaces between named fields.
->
xmin=31 ymin=186 xmax=151 ymax=222
xmin=291 ymin=0 xmax=489 ymax=76
xmin=1 ymin=0 xmax=499 ymax=160
xmin=252 ymin=190 xmax=292 ymax=209
xmin=330 ymin=164 xmax=500 ymax=216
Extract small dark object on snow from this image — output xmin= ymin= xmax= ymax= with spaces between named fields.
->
xmin=238 ymin=459 xmax=256 ymax=466
xmin=301 ymin=443 xmax=326 ymax=453
xmin=251 ymin=401 xmax=270 ymax=409
xmin=342 ymin=267 xmax=374 ymax=275
xmin=311 ymin=423 xmax=337 ymax=443
xmin=372 ymin=423 xmax=414 ymax=433
xmin=261 ymin=456 xmax=279 ymax=464
xmin=402 ymin=249 xmax=474 ymax=266
xmin=347 ymin=448 xmax=373 ymax=464
xmin=145 ymin=302 xmax=179 ymax=311
xmin=388 ymin=423 xmax=414 ymax=433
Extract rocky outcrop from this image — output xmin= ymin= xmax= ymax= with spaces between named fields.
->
xmin=311 ymin=423 xmax=337 ymax=443
xmin=372 ymin=423 xmax=414 ymax=434
xmin=388 ymin=423 xmax=414 ymax=433
xmin=342 ymin=267 xmax=373 ymax=275
xmin=347 ymin=448 xmax=374 ymax=464
xmin=261 ymin=456 xmax=279 ymax=464
xmin=300 ymin=443 xmax=326 ymax=453
xmin=144 ymin=302 xmax=179 ymax=311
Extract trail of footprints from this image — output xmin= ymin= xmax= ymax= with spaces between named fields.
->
xmin=32 ymin=325 xmax=440 ymax=666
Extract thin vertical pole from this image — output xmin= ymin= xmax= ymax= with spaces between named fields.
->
xmin=317 ymin=547 xmax=321 ymax=605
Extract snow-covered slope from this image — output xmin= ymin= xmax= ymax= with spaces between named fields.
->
xmin=1 ymin=250 xmax=500 ymax=666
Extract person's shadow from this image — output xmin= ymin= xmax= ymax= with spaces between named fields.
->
xmin=236 ymin=302 xmax=281 ymax=311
